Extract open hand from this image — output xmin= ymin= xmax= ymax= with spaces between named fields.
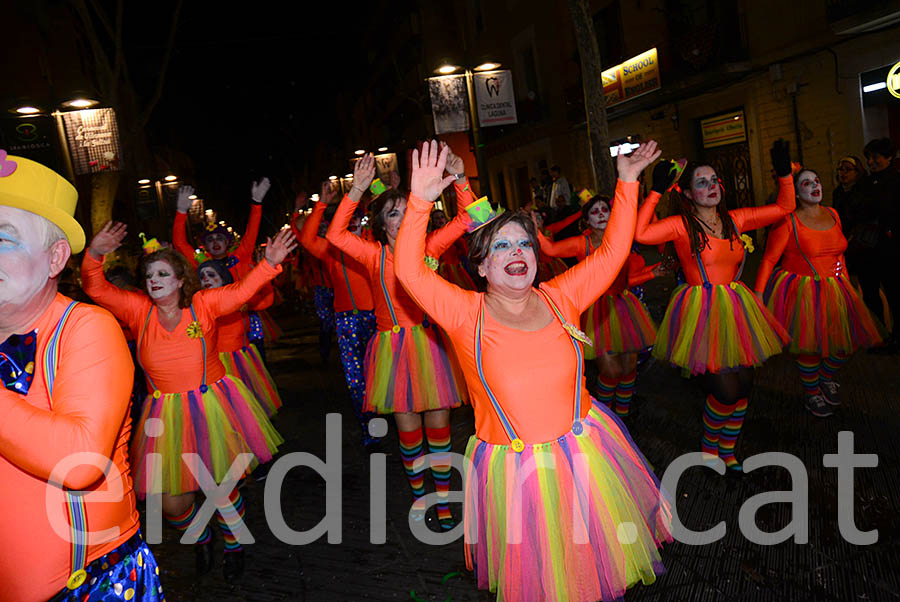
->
xmin=616 ymin=141 xmax=661 ymax=182
xmin=352 ymin=154 xmax=376 ymax=192
xmin=321 ymin=181 xmax=339 ymax=205
xmin=89 ymin=221 xmax=127 ymax=259
xmin=251 ymin=177 xmax=271 ymax=204
xmin=264 ymin=228 xmax=299 ymax=266
xmin=410 ymin=140 xmax=455 ymax=202
xmin=176 ymin=185 xmax=195 ymax=213
xmin=294 ymin=191 xmax=307 ymax=213
xmin=443 ymin=144 xmax=465 ymax=175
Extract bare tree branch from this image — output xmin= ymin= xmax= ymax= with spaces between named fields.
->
xmin=69 ymin=0 xmax=113 ymax=84
xmin=139 ymin=0 xmax=184 ymax=126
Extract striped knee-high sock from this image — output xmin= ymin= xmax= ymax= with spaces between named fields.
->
xmin=614 ymin=370 xmax=636 ymax=417
xmin=215 ymin=488 xmax=246 ymax=553
xmin=397 ymin=427 xmax=426 ymax=506
xmin=819 ymin=354 xmax=847 ymax=383
xmin=165 ymin=502 xmax=212 ymax=545
xmin=719 ymin=397 xmax=747 ymax=471
xmin=702 ymin=395 xmax=731 ymax=456
xmin=425 ymin=424 xmax=453 ymax=529
xmin=795 ymin=354 xmax=821 ymax=396
xmin=596 ymin=374 xmax=618 ymax=407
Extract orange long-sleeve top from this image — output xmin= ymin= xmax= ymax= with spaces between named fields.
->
xmin=544 ymin=209 xmax=582 ymax=235
xmin=81 ymin=254 xmax=280 ymax=393
xmin=395 ymin=181 xmax=638 ymax=444
xmin=0 ymin=294 xmax=138 ymax=602
xmin=292 ymin=202 xmax=375 ymax=312
xmin=215 ymin=292 xmax=273 ymax=353
xmin=753 ymin=208 xmax=847 ymax=293
xmin=537 ymin=229 xmax=659 ymax=296
xmin=635 ymin=176 xmax=795 ymax=285
xmin=174 ymin=203 xmax=274 ymax=310
xmin=325 ymin=186 xmax=472 ymax=331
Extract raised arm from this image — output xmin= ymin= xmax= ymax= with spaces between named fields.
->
xmin=536 ymin=229 xmax=584 ymax=258
xmin=173 ymin=185 xmax=199 ymax=267
xmin=544 ymin=209 xmax=582 ymax=235
xmin=423 ymin=147 xmax=475 ymax=257
xmin=296 ymin=200 xmax=330 ymax=260
xmin=635 ymin=190 xmax=685 ymax=245
xmin=82 ymin=222 xmax=149 ymax=326
xmin=235 ymin=177 xmax=268 ymax=260
xmin=0 ymin=307 xmax=134 ymax=488
xmin=732 ymin=175 xmax=795 ymax=232
xmin=627 ymin=253 xmax=661 ymax=288
xmin=753 ymin=217 xmax=791 ymax=293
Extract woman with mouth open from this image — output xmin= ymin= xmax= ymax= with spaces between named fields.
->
xmin=395 ymin=140 xmax=672 ymax=602
xmin=82 ymin=225 xmax=296 ymax=581
xmin=754 ymin=168 xmax=884 ymax=417
xmin=634 ymin=140 xmax=797 ymax=473
xmin=326 ymin=152 xmax=471 ymax=531
xmin=535 ymin=190 xmax=666 ymax=418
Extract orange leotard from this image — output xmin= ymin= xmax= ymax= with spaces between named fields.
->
xmin=216 ymin=293 xmax=273 ymax=353
xmin=293 ymin=202 xmax=375 ymax=313
xmin=81 ymin=254 xmax=280 ymax=393
xmin=394 ymin=181 xmax=638 ymax=444
xmin=635 ymin=176 xmax=796 ymax=285
xmin=754 ymin=208 xmax=847 ymax=293
xmin=325 ymin=185 xmax=472 ymax=331
xmin=0 ymin=295 xmax=137 ymax=602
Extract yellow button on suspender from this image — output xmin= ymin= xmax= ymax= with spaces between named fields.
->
xmin=66 ymin=569 xmax=87 ymax=590
xmin=152 ymin=389 xmax=162 ymax=399
xmin=392 ymin=325 xmax=401 ymax=334
xmin=510 ymin=438 xmax=525 ymax=453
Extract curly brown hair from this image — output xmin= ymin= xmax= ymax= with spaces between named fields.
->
xmin=673 ymin=162 xmax=736 ymax=255
xmin=370 ymin=189 xmax=408 ymax=245
xmin=138 ymin=247 xmax=201 ymax=308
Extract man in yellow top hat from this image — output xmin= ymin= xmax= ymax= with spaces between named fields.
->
xmin=0 ymin=150 xmax=165 ymax=601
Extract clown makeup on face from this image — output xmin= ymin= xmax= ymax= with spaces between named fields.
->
xmin=797 ymin=170 xmax=822 ymax=204
xmin=145 ymin=260 xmax=183 ymax=300
xmin=0 ymin=207 xmax=54 ymax=308
xmin=687 ymin=166 xmax=721 ymax=208
xmin=477 ymin=222 xmax=538 ymax=292
xmin=198 ymin=265 xmax=224 ymax=289
xmin=203 ymin=233 xmax=229 ymax=258
xmin=383 ymin=197 xmax=407 ymax=243
xmin=586 ymin=199 xmax=611 ymax=230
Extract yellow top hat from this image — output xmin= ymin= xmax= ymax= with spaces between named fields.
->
xmin=0 ymin=150 xmax=84 ymax=253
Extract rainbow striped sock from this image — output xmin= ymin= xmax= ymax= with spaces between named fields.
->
xmin=215 ymin=488 xmax=246 ymax=553
xmin=426 ymin=424 xmax=453 ymax=528
xmin=398 ymin=427 xmax=426 ymax=507
xmin=165 ymin=502 xmax=212 ymax=545
xmin=819 ymin=354 xmax=847 ymax=383
xmin=795 ymin=355 xmax=821 ymax=396
xmin=702 ymin=395 xmax=730 ymax=457
xmin=596 ymin=374 xmax=618 ymax=407
xmin=718 ymin=397 xmax=747 ymax=471
xmin=614 ymin=370 xmax=636 ymax=417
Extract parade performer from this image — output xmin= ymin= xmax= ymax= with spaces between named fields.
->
xmin=395 ymin=140 xmax=672 ymax=602
xmin=174 ymin=180 xmax=276 ymax=359
xmin=197 ymin=260 xmax=283 ymax=417
xmin=293 ymin=184 xmax=381 ymax=447
xmin=537 ymin=192 xmax=664 ymax=417
xmin=0 ymin=152 xmax=165 ymax=602
xmin=326 ymin=152 xmax=469 ymax=530
xmin=431 ymin=209 xmax=476 ymax=290
xmin=634 ymin=141 xmax=797 ymax=472
xmin=754 ymin=168 xmax=884 ymax=417
xmin=82 ymin=223 xmax=296 ymax=581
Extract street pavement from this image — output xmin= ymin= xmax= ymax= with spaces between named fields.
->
xmin=153 ymin=255 xmax=900 ymax=602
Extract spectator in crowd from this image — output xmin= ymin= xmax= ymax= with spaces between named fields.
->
xmin=549 ymin=165 xmax=572 ymax=210
xmin=832 ymin=155 xmax=867 ymax=275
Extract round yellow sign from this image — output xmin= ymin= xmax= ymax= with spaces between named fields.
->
xmin=888 ymin=61 xmax=900 ymax=100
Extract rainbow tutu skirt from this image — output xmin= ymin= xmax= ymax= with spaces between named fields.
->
xmin=220 ymin=344 xmax=283 ymax=416
xmin=653 ymin=281 xmax=789 ymax=375
xmin=364 ymin=323 xmax=468 ymax=413
xmin=582 ymin=290 xmax=657 ymax=359
xmin=763 ymin=270 xmax=884 ymax=356
xmin=131 ymin=375 xmax=283 ymax=497
xmin=464 ymin=404 xmax=672 ymax=601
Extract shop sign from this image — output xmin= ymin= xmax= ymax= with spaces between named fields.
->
xmin=473 ymin=69 xmax=518 ymax=126
xmin=700 ymin=110 xmax=747 ymax=149
xmin=428 ymin=74 xmax=470 ymax=134
xmin=61 ymin=108 xmax=122 ymax=175
xmin=602 ymin=48 xmax=661 ymax=107
xmin=888 ymin=61 xmax=900 ymax=99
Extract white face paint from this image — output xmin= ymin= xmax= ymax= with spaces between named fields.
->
xmin=478 ymin=222 xmax=537 ymax=293
xmin=198 ymin=266 xmax=224 ymax=289
xmin=797 ymin=170 xmax=822 ymax=204
xmin=349 ymin=215 xmax=363 ymax=235
xmin=382 ymin=197 xmax=407 ymax=243
xmin=204 ymin=233 xmax=229 ymax=258
xmin=587 ymin=199 xmax=611 ymax=230
xmin=687 ymin=166 xmax=721 ymax=208
xmin=145 ymin=260 xmax=183 ymax=300
xmin=0 ymin=207 xmax=53 ymax=309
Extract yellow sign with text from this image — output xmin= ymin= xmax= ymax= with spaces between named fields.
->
xmin=602 ymin=48 xmax=660 ymax=108
xmin=701 ymin=110 xmax=747 ymax=149
xmin=888 ymin=61 xmax=900 ymax=99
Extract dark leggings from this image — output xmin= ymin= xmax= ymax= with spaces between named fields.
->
xmin=700 ymin=367 xmax=754 ymax=406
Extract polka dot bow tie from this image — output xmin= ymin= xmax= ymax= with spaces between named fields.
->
xmin=0 ymin=330 xmax=37 ymax=395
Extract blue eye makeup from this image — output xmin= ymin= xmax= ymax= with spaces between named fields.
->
xmin=0 ymin=234 xmax=23 ymax=251
xmin=491 ymin=240 xmax=511 ymax=252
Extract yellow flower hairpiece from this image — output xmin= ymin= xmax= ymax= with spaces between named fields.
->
xmin=740 ymin=234 xmax=755 ymax=253
xmin=186 ymin=321 xmax=203 ymax=339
